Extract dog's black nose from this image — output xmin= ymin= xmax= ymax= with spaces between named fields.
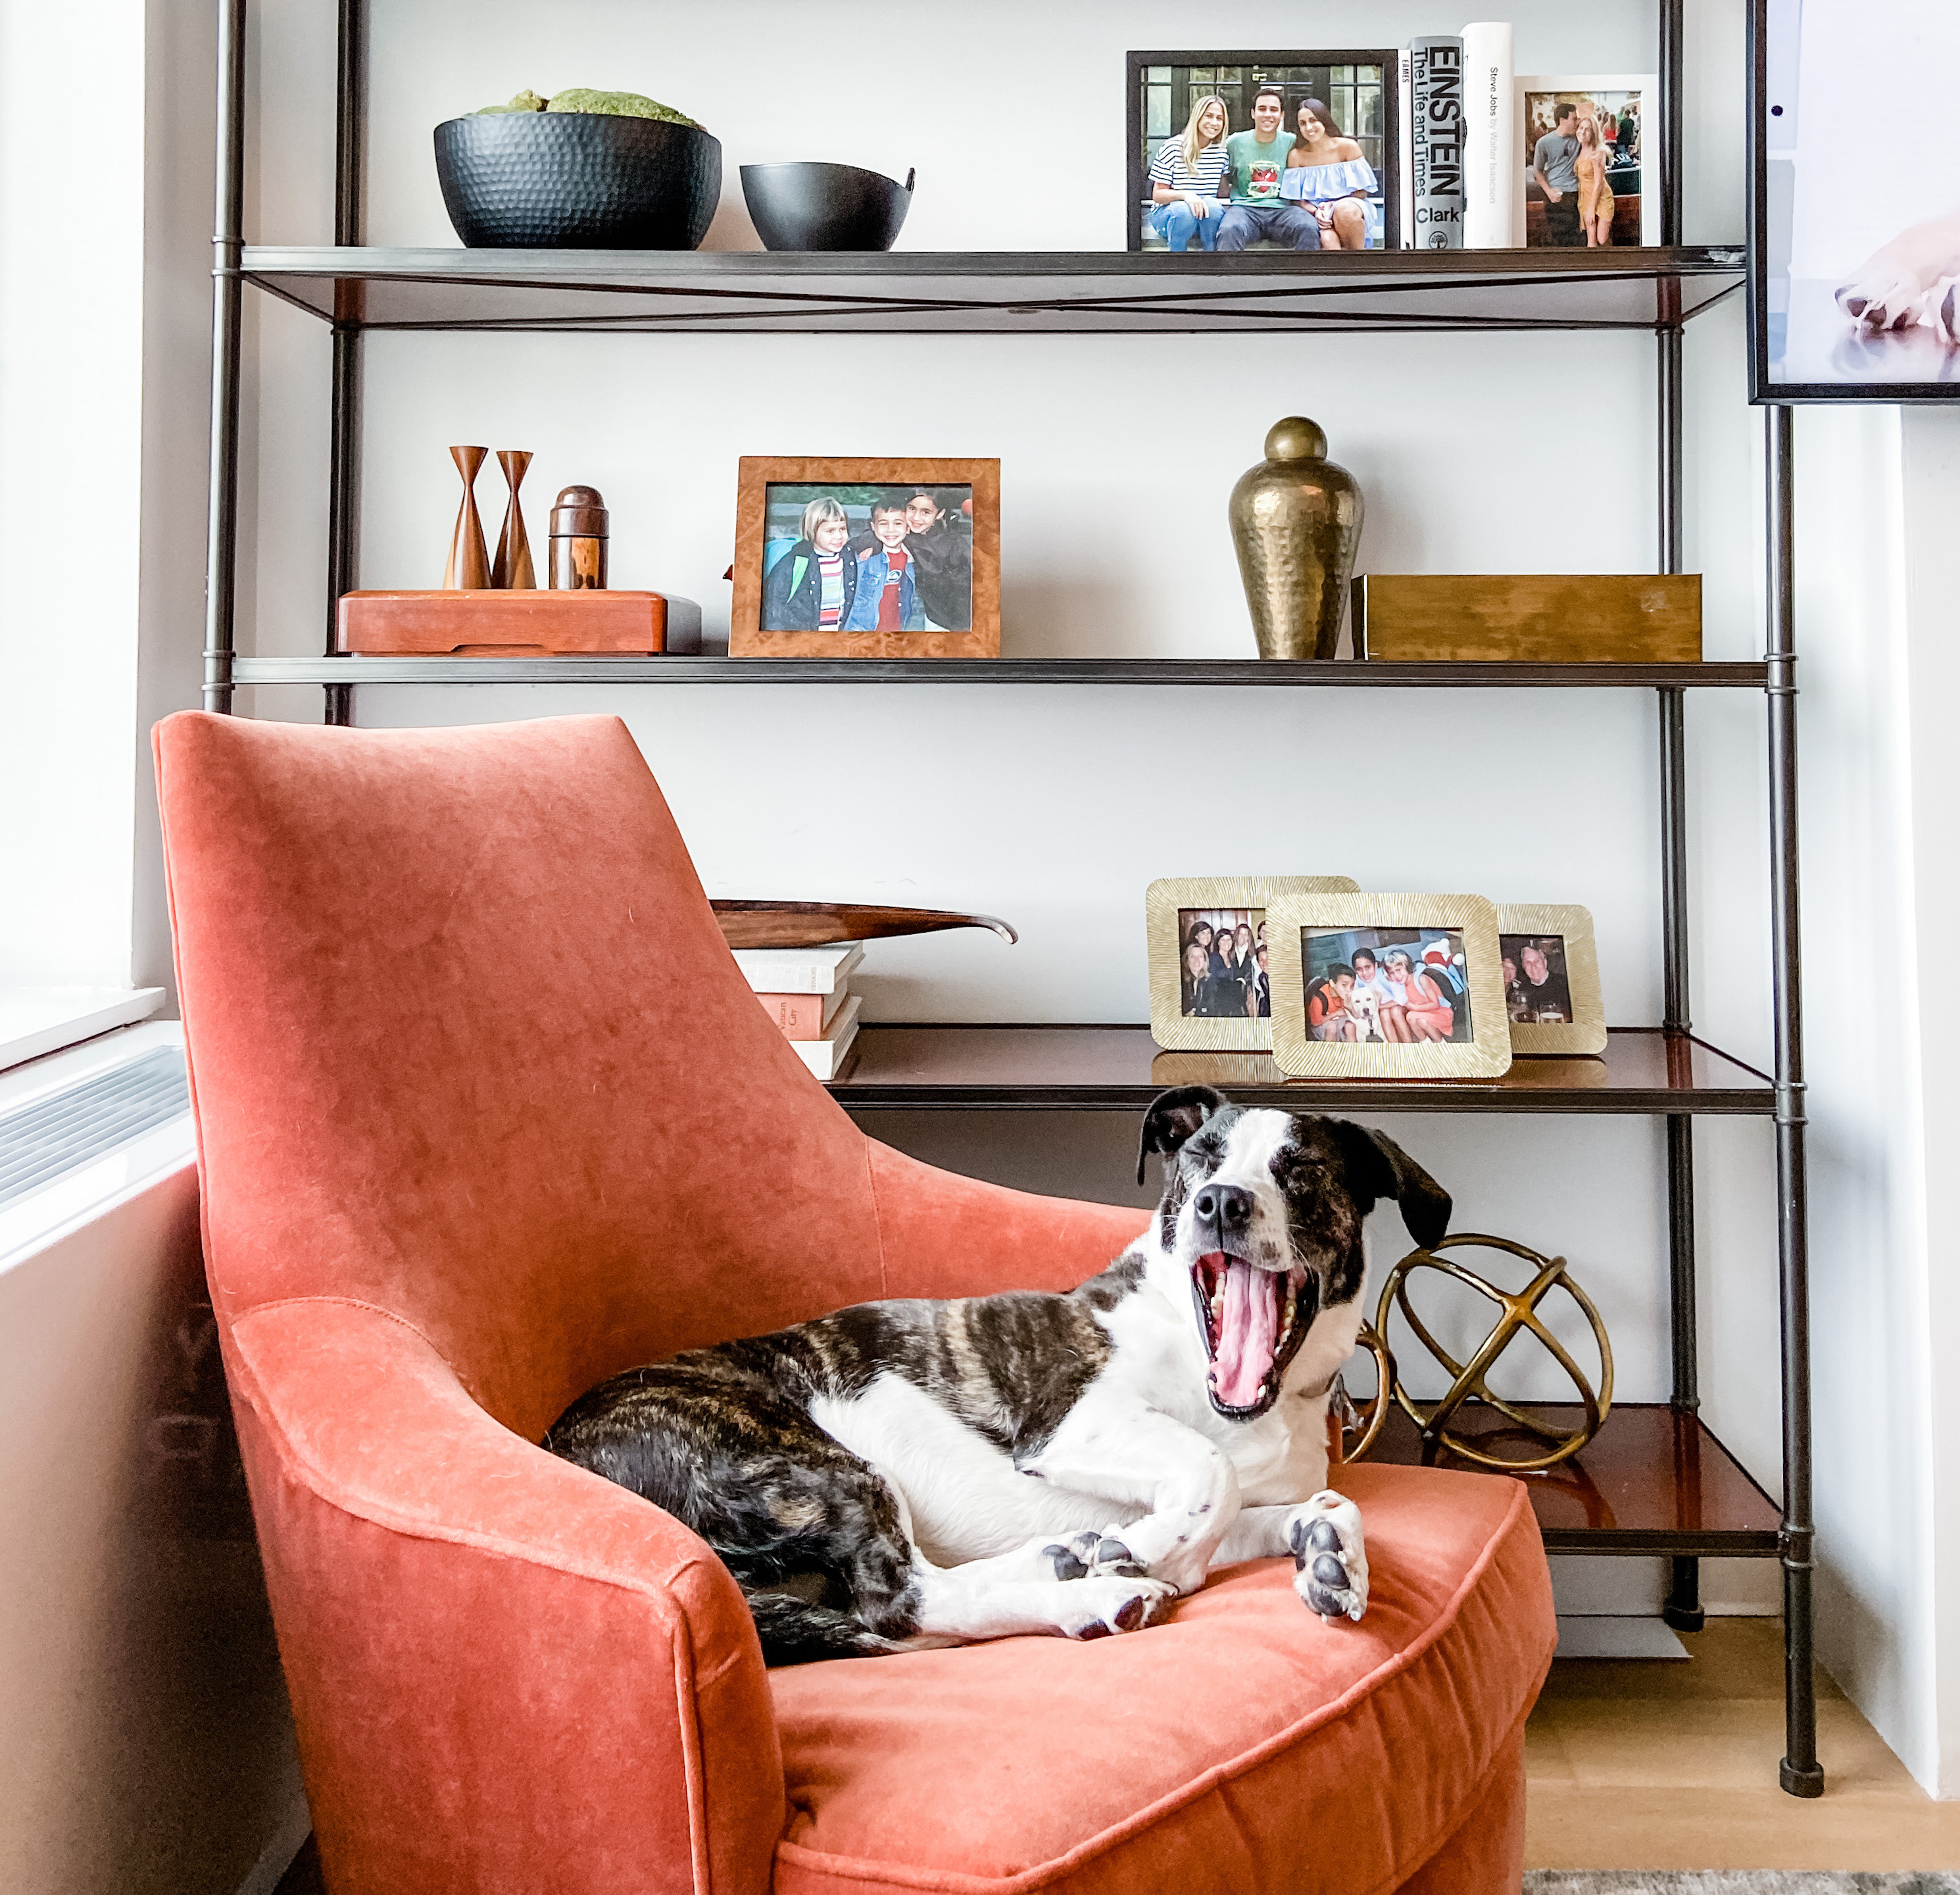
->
xmin=1194 ymin=1185 xmax=1254 ymax=1231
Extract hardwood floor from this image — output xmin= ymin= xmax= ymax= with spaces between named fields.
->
xmin=1529 ymin=1617 xmax=1960 ymax=1871
xmin=274 ymin=1619 xmax=1957 ymax=1888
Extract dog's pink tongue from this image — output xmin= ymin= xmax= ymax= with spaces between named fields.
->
xmin=1212 ymin=1259 xmax=1279 ymax=1408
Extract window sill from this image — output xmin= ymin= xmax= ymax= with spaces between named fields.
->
xmin=0 ymin=986 xmax=166 ymax=1073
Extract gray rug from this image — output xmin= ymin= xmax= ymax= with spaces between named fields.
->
xmin=1525 ymin=1879 xmax=1960 ymax=1893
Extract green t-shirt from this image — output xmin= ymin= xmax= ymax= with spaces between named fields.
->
xmin=1225 ymin=130 xmax=1296 ymax=204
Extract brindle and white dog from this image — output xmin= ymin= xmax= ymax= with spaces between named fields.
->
xmin=544 ymin=1086 xmax=1450 ymax=1663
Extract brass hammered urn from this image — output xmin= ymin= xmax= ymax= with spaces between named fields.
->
xmin=1229 ymin=416 xmax=1365 ymax=660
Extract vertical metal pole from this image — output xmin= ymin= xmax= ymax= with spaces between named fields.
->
xmin=324 ymin=0 xmax=367 ymax=729
xmin=1767 ymin=405 xmax=1823 ymax=1797
xmin=203 ymin=0 xmax=248 ymax=714
xmin=1654 ymin=0 xmax=1703 ymax=1613
xmin=1659 ymin=0 xmax=1684 ymax=249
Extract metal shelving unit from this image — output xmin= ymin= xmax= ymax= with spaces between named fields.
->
xmin=203 ymin=0 xmax=1821 ymax=1796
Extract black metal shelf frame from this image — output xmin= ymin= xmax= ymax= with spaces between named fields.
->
xmin=231 ymin=656 xmax=1769 ymax=689
xmin=201 ymin=0 xmax=1821 ymax=1796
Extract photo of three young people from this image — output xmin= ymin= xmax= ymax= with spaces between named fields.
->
xmin=1303 ymin=927 xmax=1475 ymax=1044
xmin=759 ymin=483 xmax=975 ymax=633
xmin=1178 ymin=909 xmax=1272 ymax=1019
xmin=1134 ymin=58 xmax=1389 ymax=253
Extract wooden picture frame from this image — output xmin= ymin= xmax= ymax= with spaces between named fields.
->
xmin=1268 ymin=892 xmax=1511 ymax=1080
xmin=730 ymin=457 xmax=1000 ymax=658
xmin=1497 ymin=904 xmax=1606 ymax=1055
xmin=1148 ymin=875 xmax=1359 ymax=1051
xmin=1127 ymin=50 xmax=1402 ymax=252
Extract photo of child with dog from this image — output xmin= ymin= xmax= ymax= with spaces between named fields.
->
xmin=1178 ymin=908 xmax=1271 ymax=1019
xmin=1500 ymin=933 xmax=1574 ymax=1024
xmin=759 ymin=482 xmax=974 ymax=633
xmin=1303 ymin=927 xmax=1472 ymax=1043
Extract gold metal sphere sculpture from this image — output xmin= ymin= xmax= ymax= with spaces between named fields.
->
xmin=1373 ymin=1234 xmax=1614 ymax=1472
xmin=1333 ymin=1321 xmax=1398 ymax=1463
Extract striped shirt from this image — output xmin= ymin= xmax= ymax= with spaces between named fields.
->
xmin=818 ymin=553 xmax=845 ymax=629
xmin=1148 ymin=137 xmax=1230 ymax=200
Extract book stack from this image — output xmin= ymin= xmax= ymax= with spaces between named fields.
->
xmin=733 ymin=944 xmax=864 ymax=1081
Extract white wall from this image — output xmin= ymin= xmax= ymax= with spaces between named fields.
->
xmin=1898 ymin=406 xmax=1960 ymax=1793
xmin=0 ymin=0 xmax=147 ymax=988
xmin=224 ymin=0 xmax=1959 ymax=1792
xmin=0 ymin=1085 xmax=304 ymax=1895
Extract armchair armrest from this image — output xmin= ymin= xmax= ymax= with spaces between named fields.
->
xmin=864 ymin=1140 xmax=1151 ymax=1302
xmin=224 ymin=1297 xmax=782 ymax=1895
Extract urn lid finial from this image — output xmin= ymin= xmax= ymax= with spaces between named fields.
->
xmin=1264 ymin=416 xmax=1329 ymax=463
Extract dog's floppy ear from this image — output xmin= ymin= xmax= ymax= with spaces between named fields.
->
xmin=1137 ymin=1086 xmax=1230 ymax=1186
xmin=1329 ymin=1122 xmax=1452 ymax=1250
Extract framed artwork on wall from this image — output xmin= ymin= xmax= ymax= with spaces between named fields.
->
xmin=730 ymin=458 xmax=1000 ymax=658
xmin=1496 ymin=903 xmax=1607 ymax=1055
xmin=1267 ymin=891 xmax=1511 ymax=1080
xmin=1127 ymin=51 xmax=1400 ymax=253
xmin=1748 ymin=0 xmax=1960 ymax=401
xmin=1147 ymin=875 xmax=1360 ymax=1051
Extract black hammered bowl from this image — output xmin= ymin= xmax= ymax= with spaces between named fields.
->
xmin=739 ymin=162 xmax=914 ymax=252
xmin=435 ymin=112 xmax=722 ymax=249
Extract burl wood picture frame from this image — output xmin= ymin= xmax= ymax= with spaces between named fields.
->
xmin=730 ymin=457 xmax=1000 ymax=658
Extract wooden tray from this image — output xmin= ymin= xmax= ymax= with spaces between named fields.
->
xmin=336 ymin=589 xmax=701 ymax=656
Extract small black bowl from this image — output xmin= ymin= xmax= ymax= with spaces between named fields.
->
xmin=740 ymin=162 xmax=914 ymax=252
xmin=435 ymin=112 xmax=723 ymax=249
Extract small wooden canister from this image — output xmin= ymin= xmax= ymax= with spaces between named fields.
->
xmin=549 ymin=485 xmax=609 ymax=590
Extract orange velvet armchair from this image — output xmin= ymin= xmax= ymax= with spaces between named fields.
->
xmin=155 ymin=711 xmax=1554 ymax=1895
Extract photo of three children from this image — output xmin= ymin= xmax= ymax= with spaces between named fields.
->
xmin=759 ymin=483 xmax=975 ymax=634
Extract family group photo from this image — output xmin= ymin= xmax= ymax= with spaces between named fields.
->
xmin=1500 ymin=933 xmax=1575 ymax=1024
xmin=758 ymin=482 xmax=975 ymax=633
xmin=1523 ymin=86 xmax=1645 ymax=247
xmin=1131 ymin=55 xmax=1392 ymax=252
xmin=1302 ymin=926 xmax=1474 ymax=1044
xmin=1177 ymin=908 xmax=1272 ymax=1018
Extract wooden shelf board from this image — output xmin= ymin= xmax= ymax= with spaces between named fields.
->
xmin=239 ymin=244 xmax=1746 ymax=335
xmin=1361 ymin=1402 xmax=1782 ymax=1555
xmin=230 ymin=655 xmax=1767 ymax=689
xmin=829 ymin=1026 xmax=1771 ymax=1115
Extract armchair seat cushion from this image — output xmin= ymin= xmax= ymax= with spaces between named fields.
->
xmin=769 ymin=1462 xmax=1552 ymax=1895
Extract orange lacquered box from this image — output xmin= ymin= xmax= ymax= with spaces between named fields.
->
xmin=335 ymin=590 xmax=702 ymax=656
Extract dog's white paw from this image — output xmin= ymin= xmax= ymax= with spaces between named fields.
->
xmin=1054 ymin=1572 xmax=1178 ymax=1640
xmin=1288 ymin=1490 xmax=1368 ymax=1624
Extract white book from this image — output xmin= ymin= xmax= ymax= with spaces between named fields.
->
xmin=1461 ymin=23 xmax=1516 ymax=247
xmin=1396 ymin=48 xmax=1414 ymax=247
xmin=730 ymin=942 xmax=864 ymax=996
xmin=790 ymin=994 xmax=862 ymax=1081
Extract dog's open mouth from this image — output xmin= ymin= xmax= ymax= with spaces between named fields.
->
xmin=1190 ymin=1254 xmax=1315 ymax=1417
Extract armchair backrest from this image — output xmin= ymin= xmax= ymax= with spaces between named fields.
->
xmin=155 ymin=712 xmax=885 ymax=1440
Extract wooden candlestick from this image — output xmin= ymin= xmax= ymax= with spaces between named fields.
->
xmin=442 ymin=445 xmax=491 ymax=590
xmin=491 ymin=449 xmax=535 ymax=590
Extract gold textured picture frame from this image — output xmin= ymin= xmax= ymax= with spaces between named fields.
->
xmin=1268 ymin=892 xmax=1511 ymax=1080
xmin=1497 ymin=903 xmax=1607 ymax=1055
xmin=1148 ymin=875 xmax=1359 ymax=1051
